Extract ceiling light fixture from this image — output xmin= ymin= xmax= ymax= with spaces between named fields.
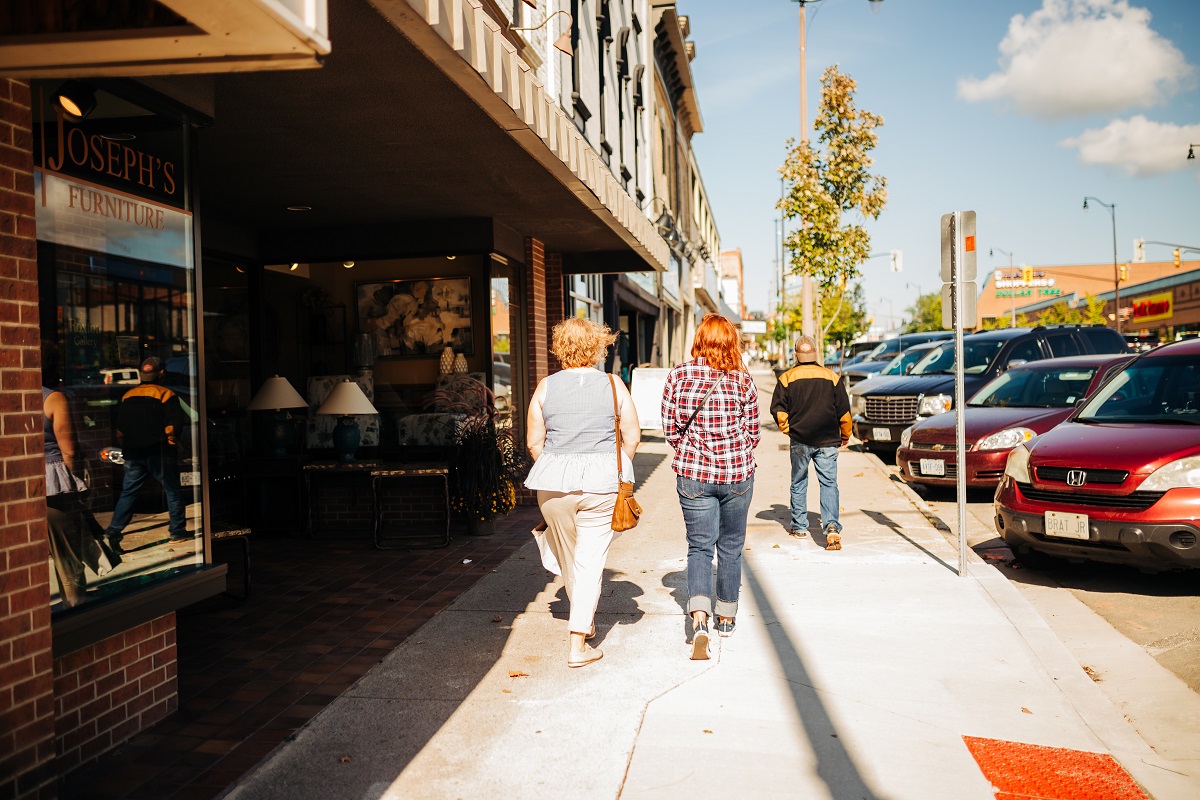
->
xmin=286 ymin=205 xmax=312 ymax=212
xmin=342 ymin=261 xmax=355 ymax=269
xmin=511 ymin=10 xmax=574 ymax=56
xmin=446 ymin=255 xmax=457 ymax=260
xmin=1188 ymin=144 xmax=1197 ymax=160
xmin=289 ymin=263 xmax=299 ymax=271
xmin=54 ymin=80 xmax=97 ymax=120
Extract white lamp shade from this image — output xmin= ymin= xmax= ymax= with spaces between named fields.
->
xmin=247 ymin=375 xmax=308 ymax=410
xmin=317 ymin=379 xmax=379 ymax=415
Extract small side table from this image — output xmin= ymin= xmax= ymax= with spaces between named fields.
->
xmin=371 ymin=463 xmax=451 ymax=549
xmin=303 ymin=461 xmax=379 ymax=538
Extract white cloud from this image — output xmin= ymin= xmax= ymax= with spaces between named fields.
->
xmin=957 ymin=0 xmax=1194 ymax=119
xmin=1062 ymin=116 xmax=1200 ymax=176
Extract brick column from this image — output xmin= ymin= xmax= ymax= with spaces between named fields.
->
xmin=524 ymin=238 xmax=548 ymax=399
xmin=544 ymin=253 xmax=565 ymax=376
xmin=0 ymin=78 xmax=57 ymax=800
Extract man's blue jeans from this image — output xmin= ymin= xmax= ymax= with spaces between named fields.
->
xmin=107 ymin=451 xmax=188 ymax=540
xmin=789 ymin=443 xmax=841 ymax=534
xmin=676 ymin=475 xmax=754 ymax=619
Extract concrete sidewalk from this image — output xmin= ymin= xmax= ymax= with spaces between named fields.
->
xmin=224 ymin=370 xmax=1198 ymax=800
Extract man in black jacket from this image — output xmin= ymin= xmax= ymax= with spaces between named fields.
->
xmin=104 ymin=357 xmax=190 ymax=552
xmin=770 ymin=336 xmax=852 ymax=549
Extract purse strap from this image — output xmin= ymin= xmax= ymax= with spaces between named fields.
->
xmin=678 ymin=373 xmax=724 ymax=439
xmin=609 ymin=374 xmax=626 ymax=482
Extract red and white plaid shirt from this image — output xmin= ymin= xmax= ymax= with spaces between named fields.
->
xmin=661 ymin=359 xmax=760 ymax=484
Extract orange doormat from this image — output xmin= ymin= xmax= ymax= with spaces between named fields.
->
xmin=963 ymin=736 xmax=1149 ymax=800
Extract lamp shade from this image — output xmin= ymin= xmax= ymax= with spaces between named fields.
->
xmin=247 ymin=376 xmax=307 ymax=411
xmin=317 ymin=379 xmax=378 ymax=416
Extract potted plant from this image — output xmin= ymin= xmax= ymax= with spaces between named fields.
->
xmin=426 ymin=374 xmax=530 ymax=534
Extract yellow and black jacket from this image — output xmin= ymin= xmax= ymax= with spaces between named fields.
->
xmin=116 ymin=383 xmax=185 ymax=455
xmin=770 ymin=363 xmax=852 ymax=447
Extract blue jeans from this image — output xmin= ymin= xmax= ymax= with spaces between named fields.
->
xmin=676 ymin=475 xmax=754 ymax=619
xmin=107 ymin=451 xmax=188 ymax=540
xmin=790 ymin=443 xmax=841 ymax=533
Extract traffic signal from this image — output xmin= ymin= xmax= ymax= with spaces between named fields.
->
xmin=1175 ymin=248 xmax=1182 ymax=268
xmin=1119 ymin=263 xmax=1128 ymax=282
xmin=1134 ymin=239 xmax=1145 ymax=262
xmin=1021 ymin=265 xmax=1033 ymax=283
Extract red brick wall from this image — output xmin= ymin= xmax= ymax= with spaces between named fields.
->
xmin=524 ymin=238 xmax=548 ymax=401
xmin=0 ymin=77 xmax=58 ymax=800
xmin=53 ymin=616 xmax=177 ymax=774
xmin=544 ymin=253 xmax=564 ymax=377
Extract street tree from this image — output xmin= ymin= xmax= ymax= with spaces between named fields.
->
xmin=821 ymin=282 xmax=870 ymax=349
xmin=904 ymin=292 xmax=943 ymax=333
xmin=778 ymin=65 xmax=887 ymax=350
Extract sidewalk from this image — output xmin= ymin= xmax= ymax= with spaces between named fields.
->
xmin=223 ymin=369 xmax=1199 ymax=800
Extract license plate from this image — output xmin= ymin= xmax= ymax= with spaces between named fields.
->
xmin=919 ymin=458 xmax=945 ymax=477
xmin=872 ymin=427 xmax=892 ymax=442
xmin=1045 ymin=510 xmax=1089 ymax=540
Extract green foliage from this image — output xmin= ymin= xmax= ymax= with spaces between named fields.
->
xmin=1034 ymin=294 xmax=1106 ymax=327
xmin=777 ymin=66 xmax=887 ymax=298
xmin=904 ymin=293 xmax=943 ymax=333
xmin=820 ymin=282 xmax=869 ymax=347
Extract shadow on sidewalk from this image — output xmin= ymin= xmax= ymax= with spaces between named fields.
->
xmin=743 ymin=563 xmax=881 ymax=800
xmin=547 ymin=570 xmax=646 ymax=644
xmin=862 ymin=509 xmax=956 ymax=574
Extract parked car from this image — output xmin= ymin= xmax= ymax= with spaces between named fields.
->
xmin=838 ymin=331 xmax=954 ymax=389
xmin=896 ymin=354 xmax=1132 ymax=488
xmin=848 ymin=341 xmax=943 ymax=399
xmin=995 ymin=339 xmax=1200 ymax=572
xmin=852 ymin=325 xmax=1128 ymax=452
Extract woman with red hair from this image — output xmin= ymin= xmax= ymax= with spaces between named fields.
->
xmin=660 ymin=313 xmax=761 ymax=659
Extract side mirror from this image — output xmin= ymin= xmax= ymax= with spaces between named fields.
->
xmin=1005 ymin=359 xmax=1027 ymax=372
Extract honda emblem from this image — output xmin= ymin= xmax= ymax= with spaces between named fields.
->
xmin=1066 ymin=470 xmax=1087 ymax=487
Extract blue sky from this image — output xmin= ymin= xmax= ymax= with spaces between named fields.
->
xmin=683 ymin=0 xmax=1200 ymax=333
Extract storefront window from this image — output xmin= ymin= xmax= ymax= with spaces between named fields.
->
xmin=33 ymin=83 xmax=204 ymax=614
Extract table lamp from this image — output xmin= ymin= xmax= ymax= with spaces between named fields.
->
xmin=316 ymin=378 xmax=378 ymax=462
xmin=247 ymin=375 xmax=308 ymax=456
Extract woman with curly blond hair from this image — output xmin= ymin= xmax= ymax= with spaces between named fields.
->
xmin=525 ymin=318 xmax=640 ymax=668
xmin=661 ymin=313 xmax=760 ymax=659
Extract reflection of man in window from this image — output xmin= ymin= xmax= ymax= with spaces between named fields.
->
xmin=104 ymin=357 xmax=190 ymax=552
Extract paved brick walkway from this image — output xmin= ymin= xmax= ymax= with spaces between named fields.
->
xmin=62 ymin=509 xmax=538 ymax=800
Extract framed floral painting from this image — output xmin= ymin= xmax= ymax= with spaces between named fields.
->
xmin=356 ymin=276 xmax=473 ymax=358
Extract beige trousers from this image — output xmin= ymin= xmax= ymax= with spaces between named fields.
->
xmin=537 ymin=490 xmax=616 ymax=635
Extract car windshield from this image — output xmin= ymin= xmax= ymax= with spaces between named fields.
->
xmin=880 ymin=347 xmax=927 ymax=376
xmin=866 ymin=341 xmax=892 ymax=361
xmin=1076 ymin=355 xmax=1200 ymax=424
xmin=911 ymin=340 xmax=1005 ymax=375
xmin=969 ymin=365 xmax=1098 ymax=408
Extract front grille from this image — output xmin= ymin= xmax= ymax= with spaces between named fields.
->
xmin=909 ymin=461 xmax=957 ymax=480
xmin=1036 ymin=466 xmax=1129 ymax=485
xmin=976 ymin=469 xmax=1004 ymax=481
xmin=864 ymin=395 xmax=919 ymax=424
xmin=1018 ymin=483 xmax=1164 ymax=510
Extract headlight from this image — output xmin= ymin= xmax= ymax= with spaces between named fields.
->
xmin=917 ymin=394 xmax=951 ymax=416
xmin=1003 ymin=445 xmax=1032 ymax=483
xmin=900 ymin=426 xmax=913 ymax=448
xmin=1140 ymin=456 xmax=1200 ymax=491
xmin=852 ymin=395 xmax=865 ymax=415
xmin=976 ymin=427 xmax=1035 ymax=452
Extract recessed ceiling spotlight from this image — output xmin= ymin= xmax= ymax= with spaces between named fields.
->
xmin=289 ymin=263 xmax=299 ymax=271
xmin=100 ymin=132 xmax=137 ymax=142
xmin=342 ymin=261 xmax=355 ymax=269
xmin=446 ymin=255 xmax=457 ymax=260
xmin=286 ymin=205 xmax=312 ymax=212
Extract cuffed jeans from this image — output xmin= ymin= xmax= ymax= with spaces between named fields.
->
xmin=789 ymin=443 xmax=840 ymax=534
xmin=676 ymin=475 xmax=754 ymax=619
xmin=107 ymin=451 xmax=188 ymax=540
xmin=537 ymin=490 xmax=616 ymax=636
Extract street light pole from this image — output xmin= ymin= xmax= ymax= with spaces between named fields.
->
xmin=1082 ymin=196 xmax=1121 ymax=334
xmin=990 ymin=246 xmax=1015 ymax=327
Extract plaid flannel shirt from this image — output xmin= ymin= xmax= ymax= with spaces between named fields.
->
xmin=661 ymin=359 xmax=760 ymax=484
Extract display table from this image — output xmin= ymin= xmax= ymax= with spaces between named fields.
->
xmin=302 ymin=461 xmax=450 ymax=548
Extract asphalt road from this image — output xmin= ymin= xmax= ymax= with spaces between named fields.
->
xmin=871 ymin=448 xmax=1200 ymax=696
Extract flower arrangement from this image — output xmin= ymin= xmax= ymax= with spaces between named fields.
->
xmin=426 ymin=374 xmax=530 ymax=522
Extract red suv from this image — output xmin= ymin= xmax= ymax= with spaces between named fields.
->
xmin=995 ymin=339 xmax=1200 ymax=572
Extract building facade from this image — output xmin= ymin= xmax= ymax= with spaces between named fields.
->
xmin=0 ymin=0 xmax=697 ymax=794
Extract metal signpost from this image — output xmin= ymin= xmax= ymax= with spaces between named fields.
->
xmin=940 ymin=211 xmax=976 ymax=577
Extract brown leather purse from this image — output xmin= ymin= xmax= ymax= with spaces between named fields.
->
xmin=609 ymin=375 xmax=641 ymax=532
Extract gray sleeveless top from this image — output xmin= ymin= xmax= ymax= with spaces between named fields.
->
xmin=524 ymin=368 xmax=635 ymax=494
